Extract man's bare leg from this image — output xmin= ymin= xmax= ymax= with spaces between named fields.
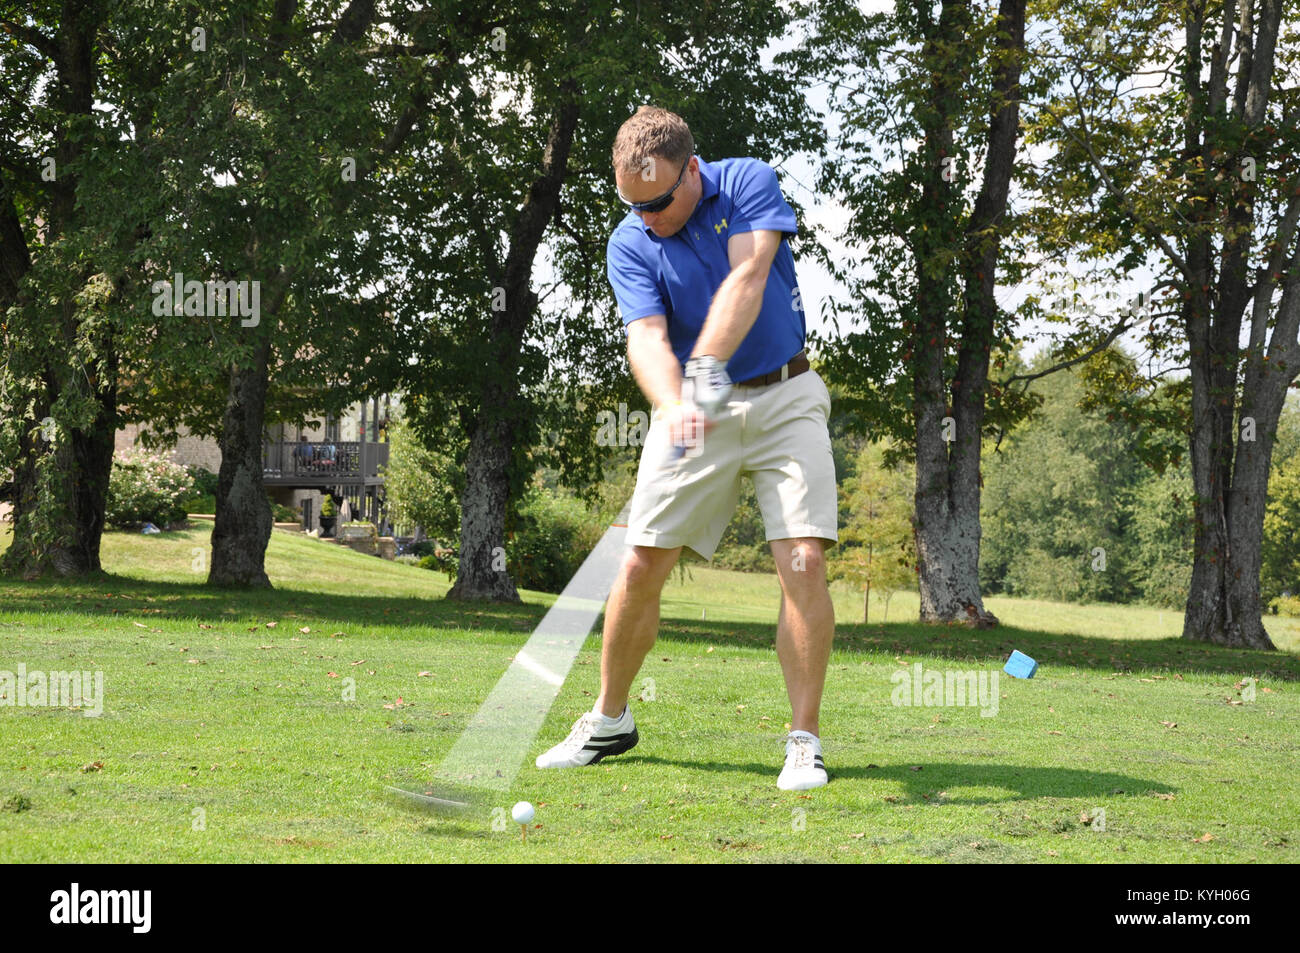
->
xmin=769 ymin=538 xmax=834 ymax=735
xmin=595 ymin=544 xmax=682 ymax=718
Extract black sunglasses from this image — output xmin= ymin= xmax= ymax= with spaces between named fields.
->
xmin=617 ymin=158 xmax=689 ymax=214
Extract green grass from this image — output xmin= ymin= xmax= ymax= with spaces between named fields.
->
xmin=0 ymin=523 xmax=1297 ymax=863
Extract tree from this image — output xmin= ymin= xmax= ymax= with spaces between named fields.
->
xmin=793 ymin=0 xmax=1032 ymax=626
xmin=831 ymin=442 xmax=915 ymax=623
xmin=0 ymin=1 xmax=436 ymax=587
xmin=0 ymin=1 xmax=134 ymax=578
xmin=1262 ymin=451 xmax=1300 ymax=604
xmin=118 ymin=1 xmax=465 ymax=587
xmin=1026 ymin=0 xmax=1300 ymax=647
xmin=381 ymin=413 xmax=461 ymax=543
xmin=1129 ymin=459 xmax=1196 ymax=610
xmin=980 ymin=349 xmax=1144 ymax=604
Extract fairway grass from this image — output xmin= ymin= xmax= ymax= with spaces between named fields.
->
xmin=1 ymin=524 xmax=1296 ymax=863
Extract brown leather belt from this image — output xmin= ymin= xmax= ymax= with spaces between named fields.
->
xmin=735 ymin=351 xmax=810 ymax=388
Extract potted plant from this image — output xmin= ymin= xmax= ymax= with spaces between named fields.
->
xmin=319 ymin=494 xmax=337 ymax=537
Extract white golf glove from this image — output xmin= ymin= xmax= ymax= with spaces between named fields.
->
xmin=683 ymin=355 xmax=733 ymax=417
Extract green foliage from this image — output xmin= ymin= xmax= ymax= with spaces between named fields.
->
xmin=830 ymin=441 xmax=916 ymax=621
xmin=1273 ymin=595 xmax=1300 ymax=618
xmin=319 ymin=496 xmax=335 ymax=519
xmin=1272 ymin=394 xmax=1300 ymax=470
xmin=270 ymin=502 xmax=300 ymax=523
xmin=173 ymin=467 xmax=219 ymax=514
xmin=1127 ymin=463 xmax=1195 ymax=609
xmin=403 ymin=540 xmax=438 ymax=559
xmin=712 ymin=482 xmax=772 ymax=573
xmin=788 ymin=0 xmax=1043 ymax=454
xmin=981 ymin=351 xmax=1144 ymax=604
xmin=380 ymin=415 xmax=461 ymax=543
xmin=182 ymin=494 xmax=216 ymax=515
xmin=105 ymin=451 xmax=195 ymax=529
xmin=418 ymin=551 xmax=459 ymax=580
xmin=507 ymin=486 xmax=604 ymax=595
xmin=185 ymin=467 xmax=220 ymax=498
xmin=1263 ymin=453 xmax=1300 ymax=605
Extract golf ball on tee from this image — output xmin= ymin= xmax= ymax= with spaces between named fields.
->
xmin=512 ymin=801 xmax=535 ymax=825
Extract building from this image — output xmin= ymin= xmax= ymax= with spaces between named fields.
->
xmin=115 ymin=393 xmax=402 ymax=534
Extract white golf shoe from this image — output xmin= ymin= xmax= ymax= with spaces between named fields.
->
xmin=535 ymin=704 xmax=639 ymax=768
xmin=778 ymin=731 xmax=828 ymax=790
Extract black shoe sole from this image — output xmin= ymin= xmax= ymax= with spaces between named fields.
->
xmin=586 ymin=726 xmax=639 ymax=764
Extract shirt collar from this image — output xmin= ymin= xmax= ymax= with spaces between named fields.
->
xmin=640 ymin=155 xmax=716 ymax=233
xmin=697 ymin=155 xmax=718 ymax=199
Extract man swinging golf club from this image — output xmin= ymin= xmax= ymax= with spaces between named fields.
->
xmin=535 ymin=106 xmax=838 ymax=790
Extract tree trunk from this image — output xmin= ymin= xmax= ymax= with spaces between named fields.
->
xmin=0 ymin=4 xmax=117 ymax=580
xmin=208 ymin=337 xmax=273 ymax=587
xmin=912 ymin=0 xmax=1022 ymax=627
xmin=1180 ymin=0 xmax=1289 ymax=648
xmin=1 ymin=348 xmax=117 ymax=579
xmin=449 ymin=404 xmax=521 ymax=602
xmin=448 ymin=89 xmax=579 ymax=601
xmin=1183 ymin=362 xmax=1286 ymax=650
xmin=1223 ymin=392 xmax=1278 ymax=648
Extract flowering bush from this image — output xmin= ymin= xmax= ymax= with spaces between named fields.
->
xmin=106 ymin=449 xmax=195 ymax=529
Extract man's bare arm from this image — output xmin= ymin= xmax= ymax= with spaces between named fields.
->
xmin=626 ymin=314 xmax=681 ymax=408
xmin=627 ymin=314 xmax=713 ymax=444
xmin=690 ymin=228 xmax=784 ymax=361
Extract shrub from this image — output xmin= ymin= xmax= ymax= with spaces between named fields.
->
xmin=185 ymin=465 xmax=220 ymax=497
xmin=181 ymin=493 xmax=216 ymax=514
xmin=1271 ymin=594 xmax=1300 ymax=617
xmin=508 ymin=486 xmax=603 ymax=594
xmin=179 ymin=466 xmax=220 ymax=514
xmin=418 ymin=551 xmax=458 ymax=579
xmin=106 ymin=450 xmax=195 ymax=529
xmin=404 ymin=539 xmax=438 ymax=559
xmin=270 ymin=501 xmax=298 ymax=522
xmin=712 ymin=542 xmax=772 ymax=573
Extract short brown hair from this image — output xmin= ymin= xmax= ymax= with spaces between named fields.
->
xmin=611 ymin=106 xmax=695 ymax=180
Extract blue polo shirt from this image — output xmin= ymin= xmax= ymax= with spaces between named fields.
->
xmin=606 ymin=155 xmax=804 ymax=383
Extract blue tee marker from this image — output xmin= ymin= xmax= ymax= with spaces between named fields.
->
xmin=1004 ymin=650 xmax=1038 ymax=679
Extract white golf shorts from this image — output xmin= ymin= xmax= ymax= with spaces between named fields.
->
xmin=626 ymin=368 xmax=839 ymax=560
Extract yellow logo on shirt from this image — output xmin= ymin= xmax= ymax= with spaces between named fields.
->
xmin=714 ymin=218 xmax=728 ymax=234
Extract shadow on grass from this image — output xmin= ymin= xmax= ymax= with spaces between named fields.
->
xmin=2 ymin=570 xmax=1297 ymax=680
xmin=0 ymin=572 xmax=549 ymax=637
xmin=621 ymin=755 xmax=1175 ymax=805
xmin=654 ymin=617 xmax=1300 ymax=681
